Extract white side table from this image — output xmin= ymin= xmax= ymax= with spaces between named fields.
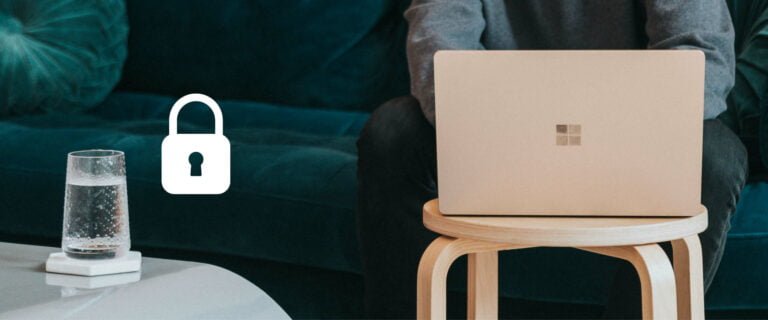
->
xmin=0 ymin=242 xmax=291 ymax=320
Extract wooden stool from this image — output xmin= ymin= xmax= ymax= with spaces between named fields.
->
xmin=417 ymin=199 xmax=708 ymax=320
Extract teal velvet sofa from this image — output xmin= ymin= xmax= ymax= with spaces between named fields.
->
xmin=0 ymin=0 xmax=766 ymax=318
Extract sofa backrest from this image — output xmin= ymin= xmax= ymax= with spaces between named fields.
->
xmin=115 ymin=0 xmax=411 ymax=112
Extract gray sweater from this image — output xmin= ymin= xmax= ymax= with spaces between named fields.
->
xmin=405 ymin=0 xmax=736 ymax=125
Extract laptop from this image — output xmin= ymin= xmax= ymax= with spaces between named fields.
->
xmin=434 ymin=50 xmax=704 ymax=216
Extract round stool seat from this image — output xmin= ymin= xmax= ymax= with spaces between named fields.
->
xmin=423 ymin=199 xmax=708 ymax=247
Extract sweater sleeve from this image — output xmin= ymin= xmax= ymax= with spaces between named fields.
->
xmin=643 ymin=0 xmax=736 ymax=119
xmin=404 ymin=0 xmax=486 ymax=125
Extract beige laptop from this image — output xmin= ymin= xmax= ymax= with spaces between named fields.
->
xmin=434 ymin=50 xmax=704 ymax=216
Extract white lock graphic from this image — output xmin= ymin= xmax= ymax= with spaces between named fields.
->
xmin=162 ymin=93 xmax=230 ymax=194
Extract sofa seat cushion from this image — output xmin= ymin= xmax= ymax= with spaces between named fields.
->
xmin=705 ymin=182 xmax=768 ymax=309
xmin=0 ymin=92 xmax=367 ymax=273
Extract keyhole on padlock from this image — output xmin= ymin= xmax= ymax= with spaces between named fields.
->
xmin=189 ymin=152 xmax=204 ymax=176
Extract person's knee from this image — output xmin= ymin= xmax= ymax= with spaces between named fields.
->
xmin=357 ymin=96 xmax=433 ymax=168
xmin=702 ymin=119 xmax=749 ymax=200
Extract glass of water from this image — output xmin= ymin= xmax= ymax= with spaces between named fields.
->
xmin=62 ymin=150 xmax=130 ymax=260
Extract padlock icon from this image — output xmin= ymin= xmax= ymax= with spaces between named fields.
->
xmin=162 ymin=93 xmax=230 ymax=194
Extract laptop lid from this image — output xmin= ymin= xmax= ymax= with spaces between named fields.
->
xmin=434 ymin=50 xmax=704 ymax=216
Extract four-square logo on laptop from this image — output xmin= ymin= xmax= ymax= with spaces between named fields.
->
xmin=556 ymin=124 xmax=581 ymax=146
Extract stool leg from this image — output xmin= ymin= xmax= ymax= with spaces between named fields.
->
xmin=672 ymin=236 xmax=705 ymax=320
xmin=581 ymin=244 xmax=677 ymax=320
xmin=468 ymin=251 xmax=498 ymax=320
xmin=417 ymin=237 xmax=526 ymax=320
xmin=417 ymin=237 xmax=455 ymax=320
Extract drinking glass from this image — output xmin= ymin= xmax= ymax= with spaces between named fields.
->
xmin=62 ymin=150 xmax=130 ymax=260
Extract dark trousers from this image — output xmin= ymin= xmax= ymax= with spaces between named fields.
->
xmin=356 ymin=96 xmax=749 ymax=319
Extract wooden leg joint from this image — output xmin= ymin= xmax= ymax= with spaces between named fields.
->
xmin=580 ymin=244 xmax=678 ymax=320
xmin=417 ymin=237 xmax=528 ymax=320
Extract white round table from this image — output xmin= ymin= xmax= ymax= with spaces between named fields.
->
xmin=0 ymin=242 xmax=290 ymax=320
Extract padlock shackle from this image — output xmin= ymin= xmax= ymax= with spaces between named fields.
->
xmin=168 ymin=93 xmax=224 ymax=135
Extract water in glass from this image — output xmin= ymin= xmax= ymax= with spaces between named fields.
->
xmin=62 ymin=150 xmax=130 ymax=259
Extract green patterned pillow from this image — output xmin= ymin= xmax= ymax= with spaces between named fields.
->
xmin=0 ymin=0 xmax=128 ymax=116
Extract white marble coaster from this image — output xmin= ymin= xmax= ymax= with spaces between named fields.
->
xmin=46 ymin=271 xmax=141 ymax=289
xmin=45 ymin=251 xmax=142 ymax=276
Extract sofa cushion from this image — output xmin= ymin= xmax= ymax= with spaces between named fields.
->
xmin=90 ymin=93 xmax=368 ymax=137
xmin=0 ymin=0 xmax=128 ymax=116
xmin=705 ymin=182 xmax=768 ymax=309
xmin=0 ymin=92 xmax=367 ymax=273
xmin=116 ymin=0 xmax=411 ymax=113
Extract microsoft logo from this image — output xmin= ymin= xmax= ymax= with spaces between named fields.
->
xmin=556 ymin=124 xmax=581 ymax=146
